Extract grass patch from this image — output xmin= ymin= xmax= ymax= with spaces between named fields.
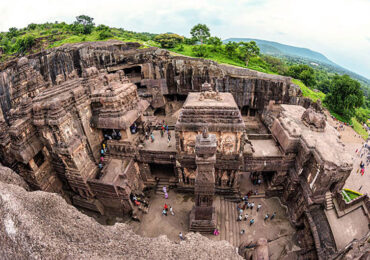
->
xmin=342 ymin=189 xmax=362 ymax=202
xmin=352 ymin=117 xmax=369 ymax=140
xmin=292 ymin=79 xmax=326 ymax=102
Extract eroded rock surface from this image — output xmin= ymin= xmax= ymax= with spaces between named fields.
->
xmin=0 ymin=166 xmax=241 ymax=260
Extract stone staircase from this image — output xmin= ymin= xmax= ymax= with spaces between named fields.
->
xmin=156 ymin=178 xmax=170 ymax=194
xmin=216 ymin=197 xmax=242 ymax=248
xmin=325 ymin=192 xmax=334 ymax=210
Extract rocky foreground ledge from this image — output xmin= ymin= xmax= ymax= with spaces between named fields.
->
xmin=0 ymin=165 xmax=241 ymax=260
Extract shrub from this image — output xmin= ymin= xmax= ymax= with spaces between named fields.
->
xmin=154 ymin=33 xmax=183 ymax=48
xmin=13 ymin=35 xmax=35 ymax=54
xmin=98 ymin=30 xmax=113 ymax=40
xmin=191 ymin=45 xmax=208 ymax=57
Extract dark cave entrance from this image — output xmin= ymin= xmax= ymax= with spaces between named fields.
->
xmin=149 ymin=163 xmax=175 ymax=179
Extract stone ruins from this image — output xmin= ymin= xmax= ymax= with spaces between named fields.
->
xmin=0 ymin=40 xmax=368 ymax=259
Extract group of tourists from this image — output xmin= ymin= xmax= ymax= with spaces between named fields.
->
xmin=250 ymin=172 xmax=263 ymax=186
xmin=160 ymin=122 xmax=172 ymax=147
xmin=98 ymin=142 xmax=108 ymax=173
xmin=162 ymin=203 xmax=175 ymax=216
xmin=236 ymin=194 xmax=276 ymax=230
xmin=356 ymin=142 xmax=370 ymax=176
xmin=104 ymin=129 xmax=122 ymax=141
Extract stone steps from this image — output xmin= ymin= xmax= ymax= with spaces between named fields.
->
xmin=325 ymin=192 xmax=334 ymax=210
xmin=217 ymin=197 xmax=241 ymax=248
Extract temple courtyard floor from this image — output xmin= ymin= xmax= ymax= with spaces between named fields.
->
xmin=130 ymin=189 xmax=298 ymax=258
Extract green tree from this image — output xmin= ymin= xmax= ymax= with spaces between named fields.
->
xmin=98 ymin=30 xmax=113 ymax=40
xmin=154 ymin=33 xmax=184 ymax=48
xmin=224 ymin=42 xmax=238 ymax=58
xmin=206 ymin=36 xmax=222 ymax=51
xmin=238 ymin=41 xmax=260 ymax=66
xmin=317 ymin=79 xmax=331 ymax=94
xmin=7 ymin=27 xmax=19 ymax=38
xmin=324 ymin=75 xmax=364 ymax=118
xmin=286 ymin=64 xmax=316 ymax=87
xmin=72 ymin=15 xmax=95 ymax=34
xmin=190 ymin=24 xmax=210 ymax=45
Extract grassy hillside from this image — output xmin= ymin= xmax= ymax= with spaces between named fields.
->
xmin=224 ymin=38 xmax=333 ymax=64
xmin=0 ymin=19 xmax=368 ymax=139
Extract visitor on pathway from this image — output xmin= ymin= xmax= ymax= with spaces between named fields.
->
xmin=250 ymin=219 xmax=255 ymax=226
xmin=271 ymin=212 xmax=276 ymax=220
xmin=244 ymin=213 xmax=249 ymax=221
xmin=170 ymin=206 xmax=174 ymax=215
xmin=168 ymin=132 xmax=171 ymax=141
xmin=98 ymin=163 xmax=103 ymax=169
xmin=160 ymin=128 xmax=164 ymax=137
xmin=246 ymin=202 xmax=250 ymax=209
xmin=239 ymin=208 xmax=243 ymax=215
xmin=163 ymin=186 xmax=167 ymax=193
xmin=100 ymin=148 xmax=104 ymax=155
xmin=164 ymin=203 xmax=168 ymax=211
xmin=240 ymin=229 xmax=245 ymax=235
xmin=145 ymin=131 xmax=149 ymax=140
xmin=257 ymin=203 xmax=262 ymax=212
xmin=150 ymin=133 xmax=155 ymax=142
xmin=264 ymin=214 xmax=269 ymax=221
xmin=243 ymin=195 xmax=248 ymax=202
xmin=100 ymin=156 xmax=104 ymax=163
xmin=179 ymin=232 xmax=185 ymax=240
xmin=250 ymin=202 xmax=255 ymax=210
xmin=162 ymin=209 xmax=167 ymax=216
xmin=213 ymin=229 xmax=220 ymax=236
xmin=165 ymin=192 xmax=168 ymax=199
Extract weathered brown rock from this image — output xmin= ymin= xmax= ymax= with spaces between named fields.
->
xmin=0 ymin=166 xmax=241 ymax=260
xmin=301 ymin=107 xmax=326 ymax=132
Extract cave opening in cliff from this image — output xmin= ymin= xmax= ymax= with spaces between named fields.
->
xmin=154 ymin=107 xmax=166 ymax=116
xmin=149 ymin=163 xmax=175 ymax=179
xmin=241 ymin=106 xmax=249 ymax=116
xmin=33 ymin=150 xmax=45 ymax=167
xmin=123 ymin=66 xmax=142 ymax=83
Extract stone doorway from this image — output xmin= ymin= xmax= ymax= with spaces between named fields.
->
xmin=149 ymin=163 xmax=175 ymax=179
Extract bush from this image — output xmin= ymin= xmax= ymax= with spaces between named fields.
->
xmin=27 ymin=23 xmax=37 ymax=30
xmin=154 ymin=33 xmax=183 ymax=48
xmin=191 ymin=45 xmax=208 ymax=57
xmin=286 ymin=64 xmax=316 ymax=87
xmin=98 ymin=30 xmax=113 ymax=40
xmin=13 ymin=35 xmax=35 ymax=53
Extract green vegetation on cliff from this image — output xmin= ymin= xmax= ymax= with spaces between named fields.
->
xmin=0 ymin=16 xmax=368 ymax=138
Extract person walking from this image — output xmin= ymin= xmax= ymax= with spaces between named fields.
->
xmin=249 ymin=219 xmax=255 ymax=226
xmin=250 ymin=202 xmax=255 ymax=210
xmin=170 ymin=206 xmax=174 ymax=215
xmin=264 ymin=214 xmax=269 ymax=221
xmin=179 ymin=232 xmax=185 ymax=241
xmin=271 ymin=212 xmax=276 ymax=220
xmin=237 ymin=214 xmax=242 ymax=222
xmin=162 ymin=209 xmax=167 ymax=216
xmin=244 ymin=213 xmax=249 ymax=221
xmin=257 ymin=203 xmax=262 ymax=212
xmin=150 ymin=133 xmax=155 ymax=142
xmin=164 ymin=203 xmax=168 ymax=211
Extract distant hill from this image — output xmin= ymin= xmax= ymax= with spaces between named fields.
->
xmin=224 ymin=38 xmax=370 ymax=88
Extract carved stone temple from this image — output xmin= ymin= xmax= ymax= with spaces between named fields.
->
xmin=189 ymin=128 xmax=217 ymax=232
xmin=0 ymin=40 xmax=368 ymax=259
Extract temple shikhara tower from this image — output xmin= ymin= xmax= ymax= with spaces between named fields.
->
xmin=190 ymin=128 xmax=217 ymax=232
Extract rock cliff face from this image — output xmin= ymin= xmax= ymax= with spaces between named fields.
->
xmin=0 ymin=40 xmax=303 ymax=122
xmin=0 ymin=165 xmax=241 ymax=260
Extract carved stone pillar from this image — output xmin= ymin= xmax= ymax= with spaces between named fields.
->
xmin=189 ymin=128 xmax=217 ymax=233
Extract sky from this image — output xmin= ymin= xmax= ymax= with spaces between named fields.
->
xmin=1 ymin=0 xmax=370 ymax=78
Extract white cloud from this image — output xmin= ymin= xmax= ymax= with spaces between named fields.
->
xmin=0 ymin=0 xmax=369 ymax=78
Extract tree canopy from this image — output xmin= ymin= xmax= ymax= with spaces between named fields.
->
xmin=238 ymin=41 xmax=260 ymax=66
xmin=190 ymin=24 xmax=210 ymax=44
xmin=324 ymin=74 xmax=364 ymax=118
xmin=154 ymin=33 xmax=183 ymax=48
xmin=286 ymin=64 xmax=316 ymax=87
xmin=72 ymin=15 xmax=95 ymax=34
